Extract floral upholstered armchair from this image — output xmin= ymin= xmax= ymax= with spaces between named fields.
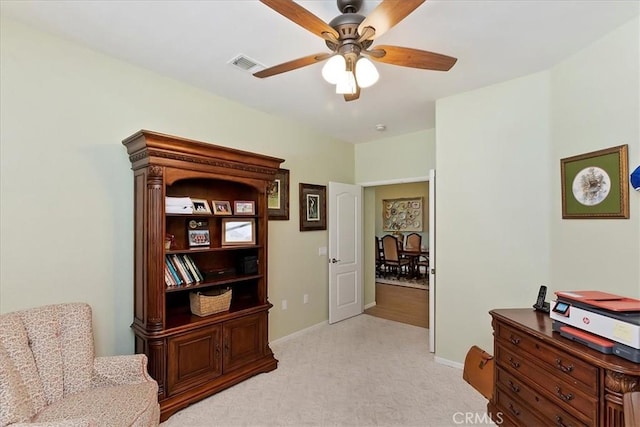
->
xmin=0 ymin=303 xmax=160 ymax=427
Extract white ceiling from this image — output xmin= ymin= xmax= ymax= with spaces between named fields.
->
xmin=2 ymin=1 xmax=638 ymax=143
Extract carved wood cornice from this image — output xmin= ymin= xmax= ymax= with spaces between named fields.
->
xmin=130 ymin=149 xmax=277 ymax=176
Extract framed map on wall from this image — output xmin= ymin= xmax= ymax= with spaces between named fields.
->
xmin=383 ymin=197 xmax=423 ymax=232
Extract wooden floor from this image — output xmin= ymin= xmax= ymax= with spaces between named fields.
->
xmin=365 ymin=282 xmax=429 ymax=328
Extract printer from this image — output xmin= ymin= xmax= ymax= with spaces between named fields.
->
xmin=550 ymin=290 xmax=640 ymax=363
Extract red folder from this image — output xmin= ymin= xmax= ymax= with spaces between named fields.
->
xmin=555 ymin=290 xmax=640 ymax=312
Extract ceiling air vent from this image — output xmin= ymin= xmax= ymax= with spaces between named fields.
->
xmin=228 ymin=54 xmax=265 ymax=74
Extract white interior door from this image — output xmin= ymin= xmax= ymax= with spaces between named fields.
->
xmin=328 ymin=182 xmax=363 ymax=324
xmin=429 ymin=169 xmax=436 ymax=352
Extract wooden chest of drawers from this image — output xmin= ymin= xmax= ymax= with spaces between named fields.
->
xmin=489 ymin=309 xmax=639 ymax=427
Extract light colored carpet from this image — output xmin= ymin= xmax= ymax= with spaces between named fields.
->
xmin=161 ymin=314 xmax=492 ymax=427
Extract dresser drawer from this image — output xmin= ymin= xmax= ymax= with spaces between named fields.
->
xmin=497 ymin=366 xmax=596 ymax=426
xmin=496 ymin=322 xmax=598 ymax=394
xmin=494 ymin=386 xmax=550 ymax=427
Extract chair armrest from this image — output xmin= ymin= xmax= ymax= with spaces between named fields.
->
xmin=92 ymin=354 xmax=154 ymax=387
xmin=10 ymin=418 xmax=92 ymax=427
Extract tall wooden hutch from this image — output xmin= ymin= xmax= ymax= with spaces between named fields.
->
xmin=123 ymin=130 xmax=282 ymax=421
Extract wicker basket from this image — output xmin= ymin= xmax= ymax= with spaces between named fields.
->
xmin=189 ymin=288 xmax=232 ymax=317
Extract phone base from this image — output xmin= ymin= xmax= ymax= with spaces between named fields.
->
xmin=533 ymin=302 xmax=550 ymax=313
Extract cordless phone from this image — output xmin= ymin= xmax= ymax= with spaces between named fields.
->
xmin=533 ymin=285 xmax=550 ymax=313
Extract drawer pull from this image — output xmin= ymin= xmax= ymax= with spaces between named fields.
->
xmin=555 ymin=386 xmax=574 ymax=401
xmin=508 ymin=380 xmax=520 ymax=393
xmin=508 ymin=357 xmax=520 ymax=369
xmin=508 ymin=403 xmax=520 ymax=416
xmin=555 ymin=415 xmax=571 ymax=427
xmin=555 ymin=358 xmax=574 ymax=373
xmin=508 ymin=335 xmax=521 ymax=345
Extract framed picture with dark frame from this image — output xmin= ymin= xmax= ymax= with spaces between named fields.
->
xmin=560 ymin=144 xmax=629 ymax=219
xmin=221 ymin=218 xmax=256 ymax=246
xmin=299 ymin=183 xmax=326 ymax=231
xmin=268 ymin=168 xmax=290 ymax=220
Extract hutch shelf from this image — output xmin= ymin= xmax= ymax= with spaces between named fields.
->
xmin=123 ymin=130 xmax=283 ymax=421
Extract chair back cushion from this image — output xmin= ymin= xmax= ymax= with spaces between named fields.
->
xmin=17 ymin=303 xmax=95 ymax=404
xmin=382 ymin=235 xmax=400 ymax=262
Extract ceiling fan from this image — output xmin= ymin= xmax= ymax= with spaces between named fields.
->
xmin=254 ymin=0 xmax=457 ymax=102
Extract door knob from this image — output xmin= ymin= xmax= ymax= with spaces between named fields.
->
xmin=330 ymin=258 xmax=341 ymax=263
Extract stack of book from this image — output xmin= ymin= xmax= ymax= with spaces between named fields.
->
xmin=166 ymin=196 xmax=193 ymax=214
xmin=165 ymin=254 xmax=203 ymax=288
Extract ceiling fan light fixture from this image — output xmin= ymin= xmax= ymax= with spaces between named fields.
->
xmin=355 ymin=57 xmax=379 ymax=88
xmin=322 ymin=55 xmax=346 ymax=84
xmin=336 ymin=70 xmax=357 ymax=95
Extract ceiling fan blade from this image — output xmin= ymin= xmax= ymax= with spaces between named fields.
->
xmin=367 ymin=45 xmax=457 ymax=71
xmin=253 ymin=53 xmax=332 ymax=78
xmin=358 ymin=0 xmax=425 ymax=41
xmin=260 ymin=0 xmax=339 ymax=41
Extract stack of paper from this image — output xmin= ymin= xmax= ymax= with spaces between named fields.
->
xmin=166 ymin=197 xmax=193 ymax=214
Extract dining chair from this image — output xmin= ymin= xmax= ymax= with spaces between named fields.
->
xmin=405 ymin=233 xmax=422 ymax=251
xmin=375 ymin=236 xmax=386 ymax=277
xmin=382 ymin=235 xmax=410 ymax=278
xmin=417 ymin=253 xmax=430 ymax=279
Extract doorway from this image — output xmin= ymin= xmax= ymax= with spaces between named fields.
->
xmin=361 ymin=179 xmax=431 ymax=331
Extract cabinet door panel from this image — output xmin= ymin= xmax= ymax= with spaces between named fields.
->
xmin=223 ymin=313 xmax=265 ymax=372
xmin=167 ymin=325 xmax=222 ymax=396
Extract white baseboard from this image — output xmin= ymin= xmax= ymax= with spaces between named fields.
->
xmin=270 ymin=320 xmax=328 ymax=346
xmin=364 ymin=302 xmax=376 ymax=310
xmin=434 ymin=356 xmax=464 ymax=370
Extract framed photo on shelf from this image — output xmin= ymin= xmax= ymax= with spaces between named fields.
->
xmin=221 ymin=218 xmax=256 ymax=246
xmin=299 ymin=183 xmax=326 ymax=231
xmin=212 ymin=200 xmax=232 ymax=215
xmin=268 ymin=168 xmax=290 ymax=220
xmin=187 ymin=219 xmax=210 ymax=247
xmin=188 ymin=230 xmax=210 ymax=247
xmin=560 ymin=144 xmax=629 ymax=219
xmin=234 ymin=200 xmax=255 ymax=215
xmin=191 ymin=198 xmax=212 ymax=215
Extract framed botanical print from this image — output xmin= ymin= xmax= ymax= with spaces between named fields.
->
xmin=560 ymin=145 xmax=629 ymax=219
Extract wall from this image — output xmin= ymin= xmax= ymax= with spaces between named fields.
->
xmin=435 ymin=16 xmax=639 ymax=364
xmin=0 ymin=18 xmax=354 ymax=356
xmin=435 ymin=71 xmax=552 ymax=362
xmin=549 ymin=17 xmax=640 ymax=296
xmin=355 ymin=129 xmax=435 ymax=184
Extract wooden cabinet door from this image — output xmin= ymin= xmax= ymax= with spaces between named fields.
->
xmin=223 ymin=313 xmax=265 ymax=372
xmin=167 ymin=325 xmax=222 ymax=396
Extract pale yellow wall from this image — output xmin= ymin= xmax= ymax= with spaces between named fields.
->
xmin=435 ymin=17 xmax=639 ymax=364
xmin=436 ymin=71 xmax=552 ymax=362
xmin=355 ymin=129 xmax=435 ymax=184
xmin=549 ymin=17 xmax=640 ymax=297
xmin=0 ymin=18 xmax=354 ymax=356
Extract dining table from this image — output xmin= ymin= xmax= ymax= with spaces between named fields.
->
xmin=400 ymin=248 xmax=429 ymax=278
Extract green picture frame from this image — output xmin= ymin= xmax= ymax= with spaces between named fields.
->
xmin=560 ymin=145 xmax=629 ymax=219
